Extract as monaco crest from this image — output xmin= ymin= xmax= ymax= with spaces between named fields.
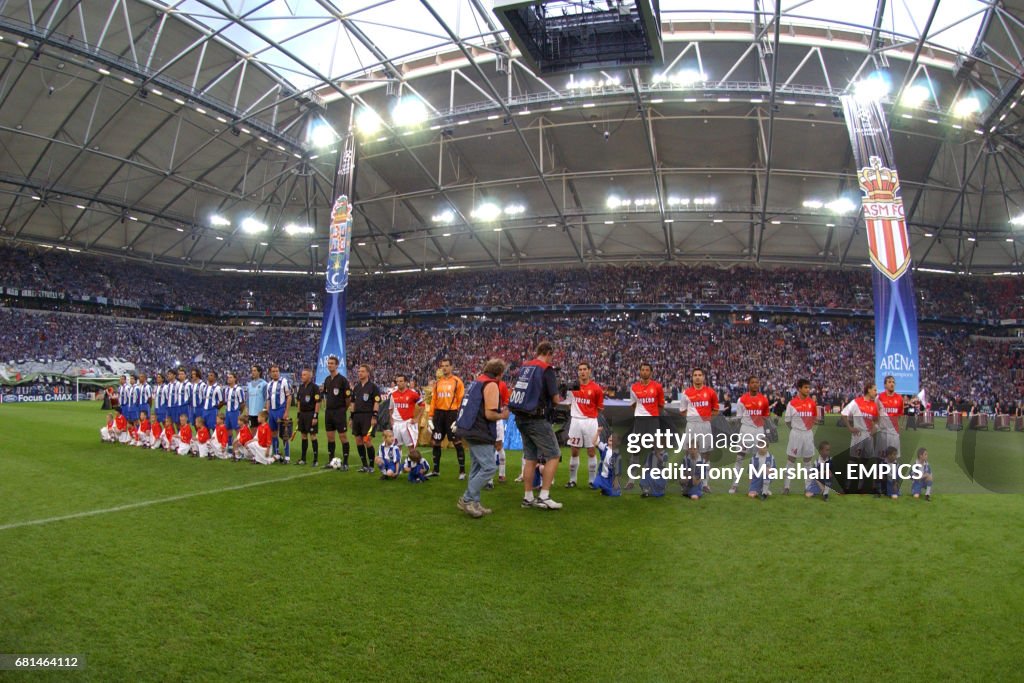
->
xmin=857 ymin=156 xmax=911 ymax=281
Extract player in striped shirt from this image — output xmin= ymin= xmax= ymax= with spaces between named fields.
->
xmin=591 ymin=434 xmax=621 ymax=497
xmin=389 ymin=374 xmax=423 ymax=452
xmin=265 ymin=364 xmax=292 ymax=462
xmin=152 ymin=372 xmax=168 ymax=426
xmin=403 ymin=448 xmax=431 ymax=482
xmin=626 ymin=363 xmax=664 ymax=490
xmin=805 ymin=441 xmax=840 ymax=501
xmin=222 ymin=372 xmax=245 ymax=446
xmin=911 ymin=447 xmax=932 ymax=501
xmin=566 ymin=361 xmax=604 ymax=488
xmin=137 ymin=373 xmax=152 ymax=423
xmin=747 ymin=444 xmax=776 ymax=499
xmin=730 ymin=376 xmax=771 ymax=494
xmin=202 ymin=371 xmax=222 ymax=430
xmin=188 ymin=369 xmax=207 ymax=428
xmin=375 ymin=430 xmax=402 ymax=479
xmin=783 ymin=379 xmax=818 ymax=495
xmin=116 ymin=376 xmax=129 ymax=418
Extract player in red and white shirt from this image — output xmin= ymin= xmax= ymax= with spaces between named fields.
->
xmin=249 ymin=411 xmax=276 ymax=464
xmin=162 ymin=418 xmax=176 ymax=451
xmin=876 ymin=375 xmax=904 ymax=458
xmin=150 ymin=418 xmax=164 ymax=451
xmin=127 ymin=422 xmax=140 ymax=447
xmin=680 ymin=368 xmax=719 ymax=492
xmin=235 ymin=422 xmax=254 ymax=461
xmin=841 ymin=381 xmax=880 ymax=462
xmin=566 ymin=361 xmax=605 ymax=488
xmin=176 ymin=413 xmax=193 ymax=456
xmin=389 ymin=374 xmax=423 ymax=449
xmin=115 ymin=413 xmax=130 ymax=444
xmin=729 ymin=375 xmax=771 ymax=494
xmin=138 ymin=414 xmax=152 ymax=448
xmin=209 ymin=414 xmax=231 ymax=459
xmin=194 ymin=416 xmax=211 ymax=459
xmin=783 ymin=379 xmax=818 ymax=494
xmin=626 ymin=363 xmax=665 ymax=489
xmin=100 ymin=413 xmax=116 ymax=443
xmin=681 ymin=368 xmax=719 ymax=453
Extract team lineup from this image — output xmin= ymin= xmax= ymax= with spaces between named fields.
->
xmin=95 ymin=340 xmax=934 ymax=518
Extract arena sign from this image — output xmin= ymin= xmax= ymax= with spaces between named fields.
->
xmin=0 ymin=393 xmax=83 ymax=403
xmin=840 ymin=95 xmax=921 ymax=394
xmin=0 ymin=358 xmax=134 ymax=386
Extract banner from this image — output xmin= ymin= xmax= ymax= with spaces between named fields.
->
xmin=0 ymin=358 xmax=132 ymax=386
xmin=840 ymin=95 xmax=920 ymax=394
xmin=315 ymin=196 xmax=352 ymax=384
xmin=315 ymin=131 xmax=356 ymax=384
xmin=1 ymin=393 xmax=86 ymax=404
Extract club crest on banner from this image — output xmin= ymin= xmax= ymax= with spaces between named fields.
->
xmin=326 ymin=196 xmax=351 ymax=294
xmin=857 ymin=156 xmax=911 ymax=281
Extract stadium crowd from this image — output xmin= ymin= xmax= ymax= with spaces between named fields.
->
xmin=2 ymin=243 xmax=1022 ymax=320
xmin=3 ymin=307 xmax=1021 ymax=411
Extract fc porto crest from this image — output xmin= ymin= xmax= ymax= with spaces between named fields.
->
xmin=326 ymin=195 xmax=351 ymax=294
xmin=857 ymin=156 xmax=911 ymax=281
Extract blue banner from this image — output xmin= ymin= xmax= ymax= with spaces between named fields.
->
xmin=840 ymin=95 xmax=920 ymax=394
xmin=315 ymin=195 xmax=353 ymax=385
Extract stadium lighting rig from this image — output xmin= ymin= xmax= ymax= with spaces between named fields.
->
xmin=953 ymin=96 xmax=981 ymax=118
xmin=355 ymin=107 xmax=383 ymax=135
xmin=901 ymin=84 xmax=931 ymax=108
xmin=241 ymin=217 xmax=268 ymax=234
xmin=284 ymin=223 xmax=314 ymax=235
xmin=209 ymin=214 xmax=231 ymax=227
xmin=391 ymin=96 xmax=428 ymax=127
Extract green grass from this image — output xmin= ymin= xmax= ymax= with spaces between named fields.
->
xmin=1 ymin=402 xmax=1023 ymax=681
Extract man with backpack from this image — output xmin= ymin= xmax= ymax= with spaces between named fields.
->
xmin=509 ymin=341 xmax=564 ymax=510
xmin=455 ymin=358 xmax=509 ymax=518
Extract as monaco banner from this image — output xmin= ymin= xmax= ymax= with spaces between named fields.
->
xmin=315 ymin=194 xmax=352 ymax=384
xmin=840 ymin=95 xmax=920 ymax=394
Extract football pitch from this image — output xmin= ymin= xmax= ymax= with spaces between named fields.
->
xmin=2 ymin=403 xmax=1023 ymax=681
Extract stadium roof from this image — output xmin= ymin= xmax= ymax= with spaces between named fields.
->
xmin=2 ymin=1 xmax=1024 ymax=275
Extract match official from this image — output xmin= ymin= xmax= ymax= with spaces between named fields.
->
xmin=295 ymin=368 xmax=320 ymax=466
xmin=321 ymin=355 xmax=352 ymax=470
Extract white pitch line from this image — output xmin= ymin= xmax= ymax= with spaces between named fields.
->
xmin=0 ymin=470 xmax=325 ymax=532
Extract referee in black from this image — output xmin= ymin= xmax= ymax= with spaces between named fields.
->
xmin=351 ymin=364 xmax=381 ymax=472
xmin=321 ymin=355 xmax=351 ymax=470
xmin=294 ymin=368 xmax=320 ymax=466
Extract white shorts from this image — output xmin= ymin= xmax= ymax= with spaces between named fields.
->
xmin=195 ymin=442 xmax=210 ymax=458
xmin=567 ymin=417 xmax=599 ymax=449
xmin=209 ymin=442 xmax=229 ymax=459
xmin=786 ymin=429 xmax=816 ymax=459
xmin=496 ymin=418 xmax=505 ymax=443
xmin=685 ymin=421 xmax=715 ymax=454
xmin=738 ymin=426 xmax=766 ymax=455
xmin=101 ymin=427 xmax=113 ymax=441
xmin=118 ymin=432 xmax=131 ymax=444
xmin=249 ymin=443 xmax=274 ymax=465
xmin=176 ymin=442 xmax=192 ymax=456
xmin=151 ymin=436 xmax=162 ymax=450
xmin=875 ymin=431 xmax=901 ymax=458
xmin=393 ymin=419 xmax=419 ymax=447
